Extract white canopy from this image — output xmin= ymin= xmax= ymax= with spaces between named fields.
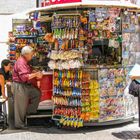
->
xmin=10 ymin=12 xmax=29 ymax=19
xmin=27 ymin=0 xmax=139 ymax=14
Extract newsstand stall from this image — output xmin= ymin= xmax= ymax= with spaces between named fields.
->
xmin=10 ymin=1 xmax=140 ymax=127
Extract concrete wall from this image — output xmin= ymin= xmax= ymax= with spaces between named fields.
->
xmin=0 ymin=15 xmax=12 ymax=64
xmin=0 ymin=0 xmax=36 ymax=14
xmin=137 ymin=0 xmax=140 ymax=5
xmin=0 ymin=0 xmax=36 ymax=64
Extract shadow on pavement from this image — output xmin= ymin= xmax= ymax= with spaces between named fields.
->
xmin=112 ymin=131 xmax=140 ymax=140
xmin=0 ymin=121 xmax=135 ymax=135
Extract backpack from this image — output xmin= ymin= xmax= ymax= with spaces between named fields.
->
xmin=129 ymin=80 xmax=140 ymax=97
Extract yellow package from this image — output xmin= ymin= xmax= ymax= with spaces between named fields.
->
xmin=74 ymin=119 xmax=78 ymax=128
xmin=67 ymin=119 xmax=71 ymax=127
xmin=93 ymin=96 xmax=100 ymax=102
xmin=60 ymin=117 xmax=65 ymax=124
xmin=63 ymin=120 xmax=67 ymax=126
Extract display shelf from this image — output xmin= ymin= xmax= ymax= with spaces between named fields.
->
xmin=54 ymin=104 xmax=82 ymax=107
xmin=25 ymin=110 xmax=52 ymax=126
xmin=14 ymin=35 xmax=37 ymax=39
xmin=53 ymin=94 xmax=81 ymax=98
xmin=84 ymin=65 xmax=124 ymax=69
xmin=26 ymin=110 xmax=52 ymax=119
xmin=37 ymin=41 xmax=48 ymax=43
xmin=84 ymin=117 xmax=134 ymax=126
xmin=37 ymin=33 xmax=45 ymax=36
xmin=52 ymin=115 xmax=61 ymax=121
xmin=26 ymin=114 xmax=52 ymax=119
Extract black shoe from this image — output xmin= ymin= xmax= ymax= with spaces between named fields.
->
xmin=28 ymin=112 xmax=39 ymax=115
xmin=27 ymin=111 xmax=40 ymax=115
xmin=15 ymin=126 xmax=28 ymax=130
xmin=137 ymin=134 xmax=140 ymax=139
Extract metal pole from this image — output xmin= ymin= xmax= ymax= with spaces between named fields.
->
xmin=36 ymin=0 xmax=39 ymax=8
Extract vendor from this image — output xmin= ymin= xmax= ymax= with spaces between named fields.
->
xmin=0 ymin=59 xmax=12 ymax=101
xmin=12 ymin=46 xmax=43 ymax=129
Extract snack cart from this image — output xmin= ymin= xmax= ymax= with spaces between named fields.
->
xmin=9 ymin=0 xmax=140 ymax=127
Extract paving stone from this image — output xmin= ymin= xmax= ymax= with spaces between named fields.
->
xmin=0 ymin=121 xmax=140 ymax=140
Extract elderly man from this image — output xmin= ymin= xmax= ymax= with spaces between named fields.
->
xmin=12 ymin=46 xmax=42 ymax=129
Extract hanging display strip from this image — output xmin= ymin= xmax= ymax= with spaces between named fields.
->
xmin=121 ymin=11 xmax=139 ymax=66
xmin=122 ymin=11 xmax=138 ymax=33
xmin=81 ymin=70 xmax=100 ymax=122
xmin=53 ymin=69 xmax=84 ymax=128
xmin=50 ymin=14 xmax=84 ymax=127
xmin=98 ymin=68 xmax=126 ymax=122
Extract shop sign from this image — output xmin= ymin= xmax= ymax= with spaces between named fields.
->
xmin=40 ymin=0 xmax=138 ymax=7
xmin=41 ymin=0 xmax=82 ymax=7
xmin=130 ymin=0 xmax=137 ymax=4
xmin=123 ymin=0 xmax=137 ymax=4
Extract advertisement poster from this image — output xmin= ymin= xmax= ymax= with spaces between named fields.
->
xmin=40 ymin=0 xmax=138 ymax=7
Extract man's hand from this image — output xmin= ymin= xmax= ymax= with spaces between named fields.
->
xmin=2 ymin=95 xmax=8 ymax=101
xmin=6 ymin=81 xmax=12 ymax=86
xmin=36 ymin=71 xmax=43 ymax=79
xmin=32 ymin=70 xmax=39 ymax=73
xmin=130 ymin=76 xmax=137 ymax=80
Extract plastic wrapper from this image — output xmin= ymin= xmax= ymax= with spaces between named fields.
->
xmin=99 ymin=68 xmax=126 ymax=121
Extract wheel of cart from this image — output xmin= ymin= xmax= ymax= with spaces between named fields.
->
xmin=52 ymin=115 xmax=62 ymax=128
xmin=25 ymin=110 xmax=53 ymax=127
xmin=0 ymin=100 xmax=8 ymax=132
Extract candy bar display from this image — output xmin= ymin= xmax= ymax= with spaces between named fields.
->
xmin=59 ymin=116 xmax=83 ymax=128
xmin=13 ymin=24 xmax=35 ymax=36
xmin=8 ymin=32 xmax=16 ymax=62
xmin=81 ymin=71 xmax=100 ymax=122
xmin=50 ymin=50 xmax=82 ymax=60
xmin=53 ymin=97 xmax=81 ymax=106
xmin=48 ymin=50 xmax=83 ymax=70
xmin=53 ymin=69 xmax=83 ymax=127
xmin=8 ymin=36 xmax=36 ymax=62
xmin=51 ymin=15 xmax=80 ymax=50
xmin=8 ymin=19 xmax=51 ymax=70
xmin=48 ymin=59 xmax=83 ymax=70
xmin=50 ymin=14 xmax=84 ymax=126
xmin=54 ymin=107 xmax=81 ymax=116
xmin=8 ymin=19 xmax=37 ymax=63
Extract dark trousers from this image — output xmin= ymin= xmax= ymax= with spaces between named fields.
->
xmin=0 ymin=103 xmax=2 ymax=112
xmin=138 ymin=97 xmax=140 ymax=127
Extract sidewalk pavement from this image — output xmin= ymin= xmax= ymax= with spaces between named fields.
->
xmin=0 ymin=120 xmax=140 ymax=140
